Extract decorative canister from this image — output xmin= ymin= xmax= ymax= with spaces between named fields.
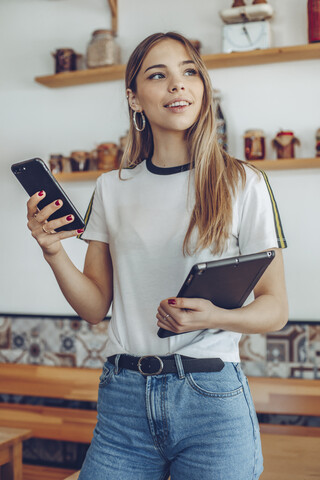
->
xmin=70 ymin=151 xmax=91 ymax=171
xmin=271 ymin=130 xmax=300 ymax=159
xmin=49 ymin=154 xmax=63 ymax=173
xmin=308 ymin=0 xmax=320 ymax=43
xmin=86 ymin=30 xmax=120 ymax=68
xmin=93 ymin=143 xmax=119 ymax=170
xmin=244 ymin=129 xmax=266 ymax=160
xmin=52 ymin=49 xmax=77 ymax=73
xmin=61 ymin=157 xmax=72 ymax=173
xmin=316 ymin=128 xmax=320 ymax=157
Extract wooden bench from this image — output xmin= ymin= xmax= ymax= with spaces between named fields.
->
xmin=249 ymin=376 xmax=320 ymax=436
xmin=0 ymin=363 xmax=319 ymax=479
xmin=0 ymin=363 xmax=100 ymax=479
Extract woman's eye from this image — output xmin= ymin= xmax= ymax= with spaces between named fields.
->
xmin=149 ymin=72 xmax=165 ymax=80
xmin=184 ymin=68 xmax=198 ymax=76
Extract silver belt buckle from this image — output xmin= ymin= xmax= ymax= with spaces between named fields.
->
xmin=137 ymin=355 xmax=164 ymax=376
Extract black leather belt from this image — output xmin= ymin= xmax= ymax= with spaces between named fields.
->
xmin=108 ymin=354 xmax=224 ymax=376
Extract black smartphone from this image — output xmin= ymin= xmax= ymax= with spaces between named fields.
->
xmin=11 ymin=157 xmax=85 ymax=232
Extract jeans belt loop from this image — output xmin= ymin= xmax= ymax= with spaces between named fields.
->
xmin=174 ymin=354 xmax=185 ymax=380
xmin=114 ymin=354 xmax=121 ymax=375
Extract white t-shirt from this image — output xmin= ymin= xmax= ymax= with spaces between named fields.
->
xmin=81 ymin=158 xmax=286 ymax=362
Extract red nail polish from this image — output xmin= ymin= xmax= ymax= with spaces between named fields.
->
xmin=77 ymin=229 xmax=84 ymax=234
xmin=66 ymin=215 xmax=73 ymax=221
xmin=38 ymin=191 xmax=44 ymax=197
xmin=55 ymin=200 xmax=61 ymax=206
xmin=168 ymin=299 xmax=176 ymax=305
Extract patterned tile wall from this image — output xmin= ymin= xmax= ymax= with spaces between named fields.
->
xmin=1 ymin=315 xmax=319 ymax=378
xmin=240 ymin=323 xmax=320 ymax=379
xmin=0 ymin=315 xmax=109 ymax=368
xmin=0 ymin=316 xmax=319 ymax=378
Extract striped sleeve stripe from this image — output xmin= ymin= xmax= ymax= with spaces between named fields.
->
xmin=77 ymin=190 xmax=95 ymax=240
xmin=260 ymin=170 xmax=287 ymax=249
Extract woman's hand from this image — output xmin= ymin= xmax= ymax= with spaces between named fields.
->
xmin=156 ymin=297 xmax=224 ymax=334
xmin=157 ymin=250 xmax=288 ymax=336
xmin=27 ymin=190 xmax=84 ymax=258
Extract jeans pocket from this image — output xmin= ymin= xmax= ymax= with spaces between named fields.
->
xmin=186 ymin=365 xmax=243 ymax=398
xmin=99 ymin=361 xmax=115 ymax=388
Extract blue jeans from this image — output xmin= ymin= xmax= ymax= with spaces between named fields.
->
xmin=78 ymin=356 xmax=263 ymax=480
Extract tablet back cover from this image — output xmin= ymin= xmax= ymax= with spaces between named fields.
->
xmin=158 ymin=250 xmax=275 ymax=338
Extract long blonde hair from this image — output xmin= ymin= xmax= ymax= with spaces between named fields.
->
xmin=120 ymin=32 xmax=248 ymax=255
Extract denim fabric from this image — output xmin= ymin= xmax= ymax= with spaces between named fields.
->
xmin=78 ymin=357 xmax=263 ymax=480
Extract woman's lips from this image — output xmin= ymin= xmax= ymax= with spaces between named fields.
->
xmin=164 ymin=100 xmax=191 ymax=112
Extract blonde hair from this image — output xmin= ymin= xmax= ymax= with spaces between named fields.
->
xmin=120 ymin=32 xmax=248 ymax=255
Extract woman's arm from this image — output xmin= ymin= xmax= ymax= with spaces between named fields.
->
xmin=45 ymin=241 xmax=113 ymax=324
xmin=27 ymin=192 xmax=113 ymax=324
xmin=157 ymin=248 xmax=288 ymax=335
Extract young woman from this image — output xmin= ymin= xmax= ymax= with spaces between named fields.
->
xmin=27 ymin=32 xmax=288 ymax=480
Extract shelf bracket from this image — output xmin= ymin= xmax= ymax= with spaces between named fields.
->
xmin=108 ymin=0 xmax=118 ymax=35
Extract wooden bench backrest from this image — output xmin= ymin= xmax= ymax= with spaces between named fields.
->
xmin=1 ymin=364 xmax=320 ymax=417
xmin=0 ymin=363 xmax=100 ymax=402
xmin=248 ymin=376 xmax=320 ymax=417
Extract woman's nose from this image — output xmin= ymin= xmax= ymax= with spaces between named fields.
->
xmin=168 ymin=80 xmax=185 ymax=92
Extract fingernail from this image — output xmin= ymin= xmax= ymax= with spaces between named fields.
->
xmin=66 ymin=215 xmax=73 ymax=221
xmin=38 ymin=191 xmax=44 ymax=197
xmin=77 ymin=229 xmax=84 ymax=234
xmin=168 ymin=299 xmax=176 ymax=305
xmin=55 ymin=200 xmax=61 ymax=206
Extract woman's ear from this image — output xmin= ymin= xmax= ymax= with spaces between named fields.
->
xmin=126 ymin=88 xmax=142 ymax=112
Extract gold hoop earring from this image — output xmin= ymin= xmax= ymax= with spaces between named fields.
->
xmin=133 ymin=111 xmax=146 ymax=132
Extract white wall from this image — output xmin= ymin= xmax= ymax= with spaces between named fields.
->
xmin=0 ymin=0 xmax=319 ymax=319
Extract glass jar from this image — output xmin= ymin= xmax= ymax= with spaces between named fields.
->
xmin=52 ymin=49 xmax=77 ymax=73
xmin=86 ymin=30 xmax=120 ymax=68
xmin=271 ymin=130 xmax=300 ymax=159
xmin=308 ymin=0 xmax=320 ymax=43
xmin=244 ymin=129 xmax=266 ymax=160
xmin=316 ymin=128 xmax=320 ymax=157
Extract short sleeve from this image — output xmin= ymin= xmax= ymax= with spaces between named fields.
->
xmin=79 ymin=175 xmax=109 ymax=244
xmin=238 ymin=169 xmax=287 ymax=255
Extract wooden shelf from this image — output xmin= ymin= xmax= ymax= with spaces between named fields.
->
xmin=35 ymin=64 xmax=125 ymax=88
xmin=54 ymin=168 xmax=115 ymax=182
xmin=54 ymin=158 xmax=320 ymax=181
xmin=248 ymin=157 xmax=320 ymax=170
xmin=202 ymin=43 xmax=320 ymax=69
xmin=35 ymin=43 xmax=320 ymax=88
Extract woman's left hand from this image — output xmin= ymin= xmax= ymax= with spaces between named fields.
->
xmin=156 ymin=297 xmax=223 ymax=334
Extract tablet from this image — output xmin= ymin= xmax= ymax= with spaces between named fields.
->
xmin=157 ymin=250 xmax=275 ymax=338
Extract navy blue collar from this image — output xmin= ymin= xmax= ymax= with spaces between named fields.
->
xmin=146 ymin=158 xmax=191 ymax=175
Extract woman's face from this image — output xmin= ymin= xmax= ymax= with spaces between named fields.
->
xmin=128 ymin=39 xmax=204 ymax=136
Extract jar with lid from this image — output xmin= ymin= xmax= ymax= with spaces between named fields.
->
xmin=86 ymin=30 xmax=120 ymax=68
xmin=244 ymin=129 xmax=266 ymax=160
xmin=271 ymin=130 xmax=300 ymax=159
xmin=52 ymin=49 xmax=77 ymax=73
xmin=308 ymin=0 xmax=320 ymax=43
xmin=316 ymin=128 xmax=320 ymax=157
